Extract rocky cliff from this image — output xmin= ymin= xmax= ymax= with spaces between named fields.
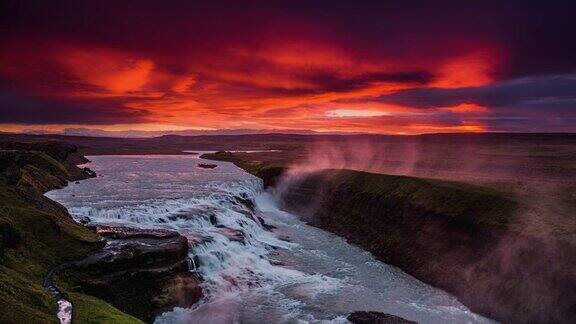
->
xmin=204 ymin=151 xmax=575 ymax=323
xmin=277 ymin=169 xmax=575 ymax=324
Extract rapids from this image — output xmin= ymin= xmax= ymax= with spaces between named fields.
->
xmin=46 ymin=154 xmax=494 ymax=324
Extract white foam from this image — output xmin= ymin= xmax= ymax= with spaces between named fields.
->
xmin=56 ymin=299 xmax=72 ymax=324
xmin=47 ymin=155 xmax=494 ymax=324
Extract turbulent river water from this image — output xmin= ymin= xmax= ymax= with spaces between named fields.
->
xmin=47 ymin=154 xmax=494 ymax=324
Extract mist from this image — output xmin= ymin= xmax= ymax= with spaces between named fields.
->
xmin=275 ymin=134 xmax=576 ymax=323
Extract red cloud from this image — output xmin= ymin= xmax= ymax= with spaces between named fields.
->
xmin=0 ymin=4 xmax=525 ymax=135
xmin=58 ymin=47 xmax=155 ymax=93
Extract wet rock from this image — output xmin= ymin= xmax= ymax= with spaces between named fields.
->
xmin=167 ymin=211 xmax=194 ymax=222
xmin=89 ymin=225 xmax=181 ymax=239
xmin=69 ymin=225 xmax=201 ymax=322
xmin=234 ymin=195 xmax=255 ymax=211
xmin=81 ymin=167 xmax=97 ymax=178
xmin=77 ymin=237 xmax=189 ymax=274
xmin=269 ymin=259 xmax=285 ymax=266
xmin=167 ymin=207 xmax=219 ymax=222
xmin=197 ymin=163 xmax=218 ymax=169
xmin=190 ymin=255 xmax=201 ymax=270
xmin=258 ymin=216 xmax=277 ymax=231
xmin=215 ymin=226 xmax=245 ymax=243
xmin=76 ymin=216 xmax=91 ymax=225
xmin=186 ymin=233 xmax=213 ymax=246
xmin=348 ymin=311 xmax=417 ymax=324
xmin=154 ymin=272 xmax=203 ymax=315
xmin=278 ymin=235 xmax=291 ymax=242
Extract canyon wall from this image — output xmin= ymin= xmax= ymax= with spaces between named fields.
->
xmin=274 ymin=169 xmax=575 ymax=324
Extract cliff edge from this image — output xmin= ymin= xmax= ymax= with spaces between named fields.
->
xmin=204 ymin=151 xmax=576 ymax=324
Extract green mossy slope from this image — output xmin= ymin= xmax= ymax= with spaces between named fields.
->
xmin=70 ymin=293 xmax=144 ymax=324
xmin=279 ymin=169 xmax=574 ymax=324
xmin=0 ymin=142 xmax=141 ymax=323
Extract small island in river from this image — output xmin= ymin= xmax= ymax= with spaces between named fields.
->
xmin=197 ymin=163 xmax=218 ymax=169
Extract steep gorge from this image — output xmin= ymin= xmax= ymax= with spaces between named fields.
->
xmin=274 ymin=169 xmax=575 ymax=324
xmin=204 ymin=151 xmax=576 ymax=324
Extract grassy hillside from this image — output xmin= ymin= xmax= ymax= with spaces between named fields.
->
xmin=287 ymin=169 xmax=517 ymax=228
xmin=0 ymin=142 xmax=142 ymax=323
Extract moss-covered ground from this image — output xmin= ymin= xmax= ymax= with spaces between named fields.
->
xmin=0 ymin=145 xmax=143 ymax=323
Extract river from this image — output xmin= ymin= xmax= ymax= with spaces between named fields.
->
xmin=46 ymin=154 xmax=493 ymax=324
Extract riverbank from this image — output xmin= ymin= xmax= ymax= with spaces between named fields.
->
xmin=0 ymin=141 xmax=200 ymax=323
xmin=203 ymin=151 xmax=576 ymax=324
xmin=0 ymin=141 xmax=107 ymax=323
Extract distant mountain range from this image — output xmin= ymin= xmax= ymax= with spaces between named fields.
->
xmin=20 ymin=128 xmax=365 ymax=138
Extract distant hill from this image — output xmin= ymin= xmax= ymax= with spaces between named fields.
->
xmin=25 ymin=128 xmax=364 ymax=138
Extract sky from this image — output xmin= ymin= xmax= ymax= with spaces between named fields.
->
xmin=0 ymin=0 xmax=575 ymax=135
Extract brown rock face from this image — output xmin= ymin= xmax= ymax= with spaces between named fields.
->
xmin=91 ymin=225 xmax=184 ymax=240
xmin=348 ymin=311 xmax=416 ymax=324
xmin=69 ymin=225 xmax=202 ymax=322
xmin=159 ymin=273 xmax=203 ymax=310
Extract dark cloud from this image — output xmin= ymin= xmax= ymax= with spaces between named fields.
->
xmin=0 ymin=91 xmax=150 ymax=124
xmin=302 ymin=71 xmax=432 ymax=93
xmin=372 ymin=74 xmax=576 ymax=132
xmin=466 ymin=114 xmax=576 ymax=133
xmin=378 ymin=75 xmax=576 ymax=110
xmin=1 ymin=0 xmax=575 ymax=79
xmin=239 ymin=71 xmax=433 ymax=97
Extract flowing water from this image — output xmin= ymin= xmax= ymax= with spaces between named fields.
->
xmin=47 ymin=154 xmax=494 ymax=324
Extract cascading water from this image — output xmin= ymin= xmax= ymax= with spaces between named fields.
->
xmin=47 ymin=154 xmax=495 ymax=324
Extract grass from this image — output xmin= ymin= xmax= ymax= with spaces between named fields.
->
xmin=327 ymin=170 xmax=517 ymax=229
xmin=0 ymin=148 xmax=141 ymax=323
xmin=0 ymin=265 xmax=56 ymax=323
xmin=0 ymin=185 xmax=97 ymax=323
xmin=70 ymin=293 xmax=144 ymax=324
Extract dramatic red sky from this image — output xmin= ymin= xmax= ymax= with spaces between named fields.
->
xmin=1 ymin=1 xmax=575 ymax=134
